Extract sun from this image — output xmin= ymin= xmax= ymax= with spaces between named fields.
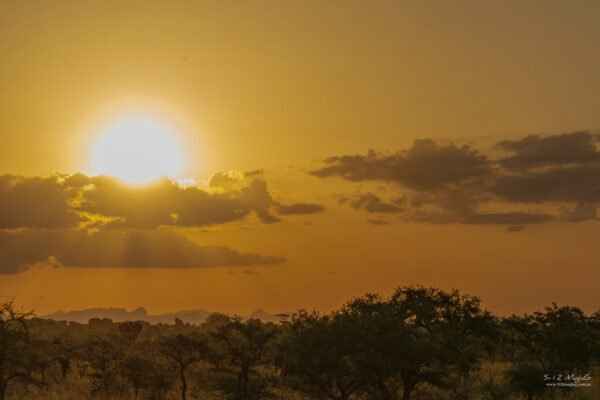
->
xmin=89 ymin=117 xmax=185 ymax=184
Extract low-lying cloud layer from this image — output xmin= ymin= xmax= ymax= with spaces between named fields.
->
xmin=0 ymin=229 xmax=284 ymax=275
xmin=0 ymin=171 xmax=321 ymax=273
xmin=311 ymin=131 xmax=600 ymax=227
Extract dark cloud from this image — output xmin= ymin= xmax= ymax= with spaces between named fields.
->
xmin=343 ymin=188 xmax=551 ymax=225
xmin=460 ymin=210 xmax=553 ymax=225
xmin=492 ymin=165 xmax=600 ymax=203
xmin=0 ymin=172 xmax=322 ymax=273
xmin=313 ymin=132 xmax=600 ymax=227
xmin=310 ymin=139 xmax=491 ymax=190
xmin=0 ymin=174 xmax=81 ymax=229
xmin=491 ymin=132 xmax=600 ymax=207
xmin=407 ymin=206 xmax=553 ymax=226
xmin=349 ymin=193 xmax=404 ymax=214
xmin=0 ymin=229 xmax=284 ymax=275
xmin=276 ymin=203 xmax=325 ymax=215
xmin=80 ymin=175 xmax=283 ymax=228
xmin=496 ymin=131 xmax=600 ymax=170
xmin=0 ymin=173 xmax=324 ymax=231
xmin=244 ymin=169 xmax=264 ymax=178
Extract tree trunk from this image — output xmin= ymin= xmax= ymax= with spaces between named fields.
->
xmin=180 ymin=367 xmax=187 ymax=400
xmin=402 ymin=382 xmax=414 ymax=400
xmin=0 ymin=382 xmax=6 ymax=400
xmin=527 ymin=390 xmax=533 ymax=400
xmin=240 ymin=368 xmax=249 ymax=400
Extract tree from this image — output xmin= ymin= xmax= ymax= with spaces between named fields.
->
xmin=121 ymin=352 xmax=173 ymax=400
xmin=79 ymin=335 xmax=125 ymax=398
xmin=277 ymin=310 xmax=366 ymax=400
xmin=395 ymin=286 xmax=496 ymax=399
xmin=337 ymin=293 xmax=412 ymax=400
xmin=204 ymin=314 xmax=278 ymax=400
xmin=118 ymin=321 xmax=143 ymax=343
xmin=159 ymin=332 xmax=205 ymax=400
xmin=0 ymin=300 xmax=34 ymax=400
xmin=338 ymin=286 xmax=497 ymax=400
xmin=51 ymin=337 xmax=78 ymax=380
xmin=503 ymin=304 xmax=598 ymax=400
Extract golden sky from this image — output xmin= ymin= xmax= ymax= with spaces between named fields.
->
xmin=1 ymin=1 xmax=600 ymax=316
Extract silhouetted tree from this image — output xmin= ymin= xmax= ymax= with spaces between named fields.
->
xmin=88 ymin=318 xmax=115 ymax=333
xmin=503 ymin=304 xmax=597 ymax=400
xmin=121 ymin=352 xmax=173 ymax=400
xmin=590 ymin=310 xmax=600 ymax=363
xmin=26 ymin=339 xmax=54 ymax=389
xmin=0 ymin=300 xmax=34 ymax=400
xmin=0 ymin=289 xmax=595 ymax=400
xmin=390 ymin=286 xmax=496 ymax=400
xmin=315 ymin=286 xmax=497 ymax=400
xmin=277 ymin=310 xmax=366 ymax=400
xmin=79 ymin=335 xmax=125 ymax=398
xmin=118 ymin=321 xmax=143 ymax=343
xmin=159 ymin=333 xmax=205 ymax=400
xmin=337 ymin=293 xmax=410 ymax=400
xmin=51 ymin=337 xmax=78 ymax=379
xmin=204 ymin=314 xmax=278 ymax=400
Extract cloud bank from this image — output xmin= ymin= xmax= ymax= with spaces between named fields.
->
xmin=311 ymin=131 xmax=600 ymax=226
xmin=0 ymin=229 xmax=284 ymax=275
xmin=0 ymin=171 xmax=321 ymax=274
xmin=0 ymin=172 xmax=324 ymax=230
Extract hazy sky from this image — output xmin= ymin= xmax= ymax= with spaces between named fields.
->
xmin=1 ymin=1 xmax=600 ymax=316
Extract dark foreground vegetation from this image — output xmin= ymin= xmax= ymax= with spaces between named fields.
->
xmin=1 ymin=286 xmax=598 ymax=400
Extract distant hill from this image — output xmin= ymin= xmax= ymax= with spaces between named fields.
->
xmin=43 ymin=306 xmax=284 ymax=325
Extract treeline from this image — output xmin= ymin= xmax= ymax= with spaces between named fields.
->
xmin=1 ymin=286 xmax=599 ymax=400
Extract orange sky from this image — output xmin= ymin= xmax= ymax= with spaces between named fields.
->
xmin=1 ymin=1 xmax=599 ymax=316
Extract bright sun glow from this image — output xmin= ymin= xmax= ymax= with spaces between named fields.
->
xmin=90 ymin=117 xmax=184 ymax=184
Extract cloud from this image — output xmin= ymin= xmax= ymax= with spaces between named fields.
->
xmin=492 ymin=165 xmax=600 ymax=203
xmin=401 ymin=187 xmax=554 ymax=225
xmin=349 ymin=193 xmax=404 ymax=214
xmin=0 ymin=171 xmax=322 ymax=273
xmin=313 ymin=132 xmax=600 ymax=227
xmin=276 ymin=203 xmax=325 ymax=215
xmin=496 ymin=131 xmax=600 ymax=170
xmin=310 ymin=139 xmax=491 ymax=190
xmin=0 ymin=229 xmax=284 ymax=275
xmin=208 ymin=171 xmax=244 ymax=188
xmin=208 ymin=170 xmax=264 ymax=188
xmin=491 ymin=132 xmax=600 ymax=207
xmin=407 ymin=206 xmax=553 ymax=225
xmin=0 ymin=174 xmax=81 ymax=229
xmin=80 ymin=175 xmax=284 ymax=228
xmin=458 ymin=210 xmax=553 ymax=225
xmin=0 ymin=173 xmax=324 ymax=231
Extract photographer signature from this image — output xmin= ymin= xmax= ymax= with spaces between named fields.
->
xmin=544 ymin=373 xmax=591 ymax=385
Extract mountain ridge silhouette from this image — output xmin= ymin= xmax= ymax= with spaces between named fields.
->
xmin=43 ymin=306 xmax=284 ymax=324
